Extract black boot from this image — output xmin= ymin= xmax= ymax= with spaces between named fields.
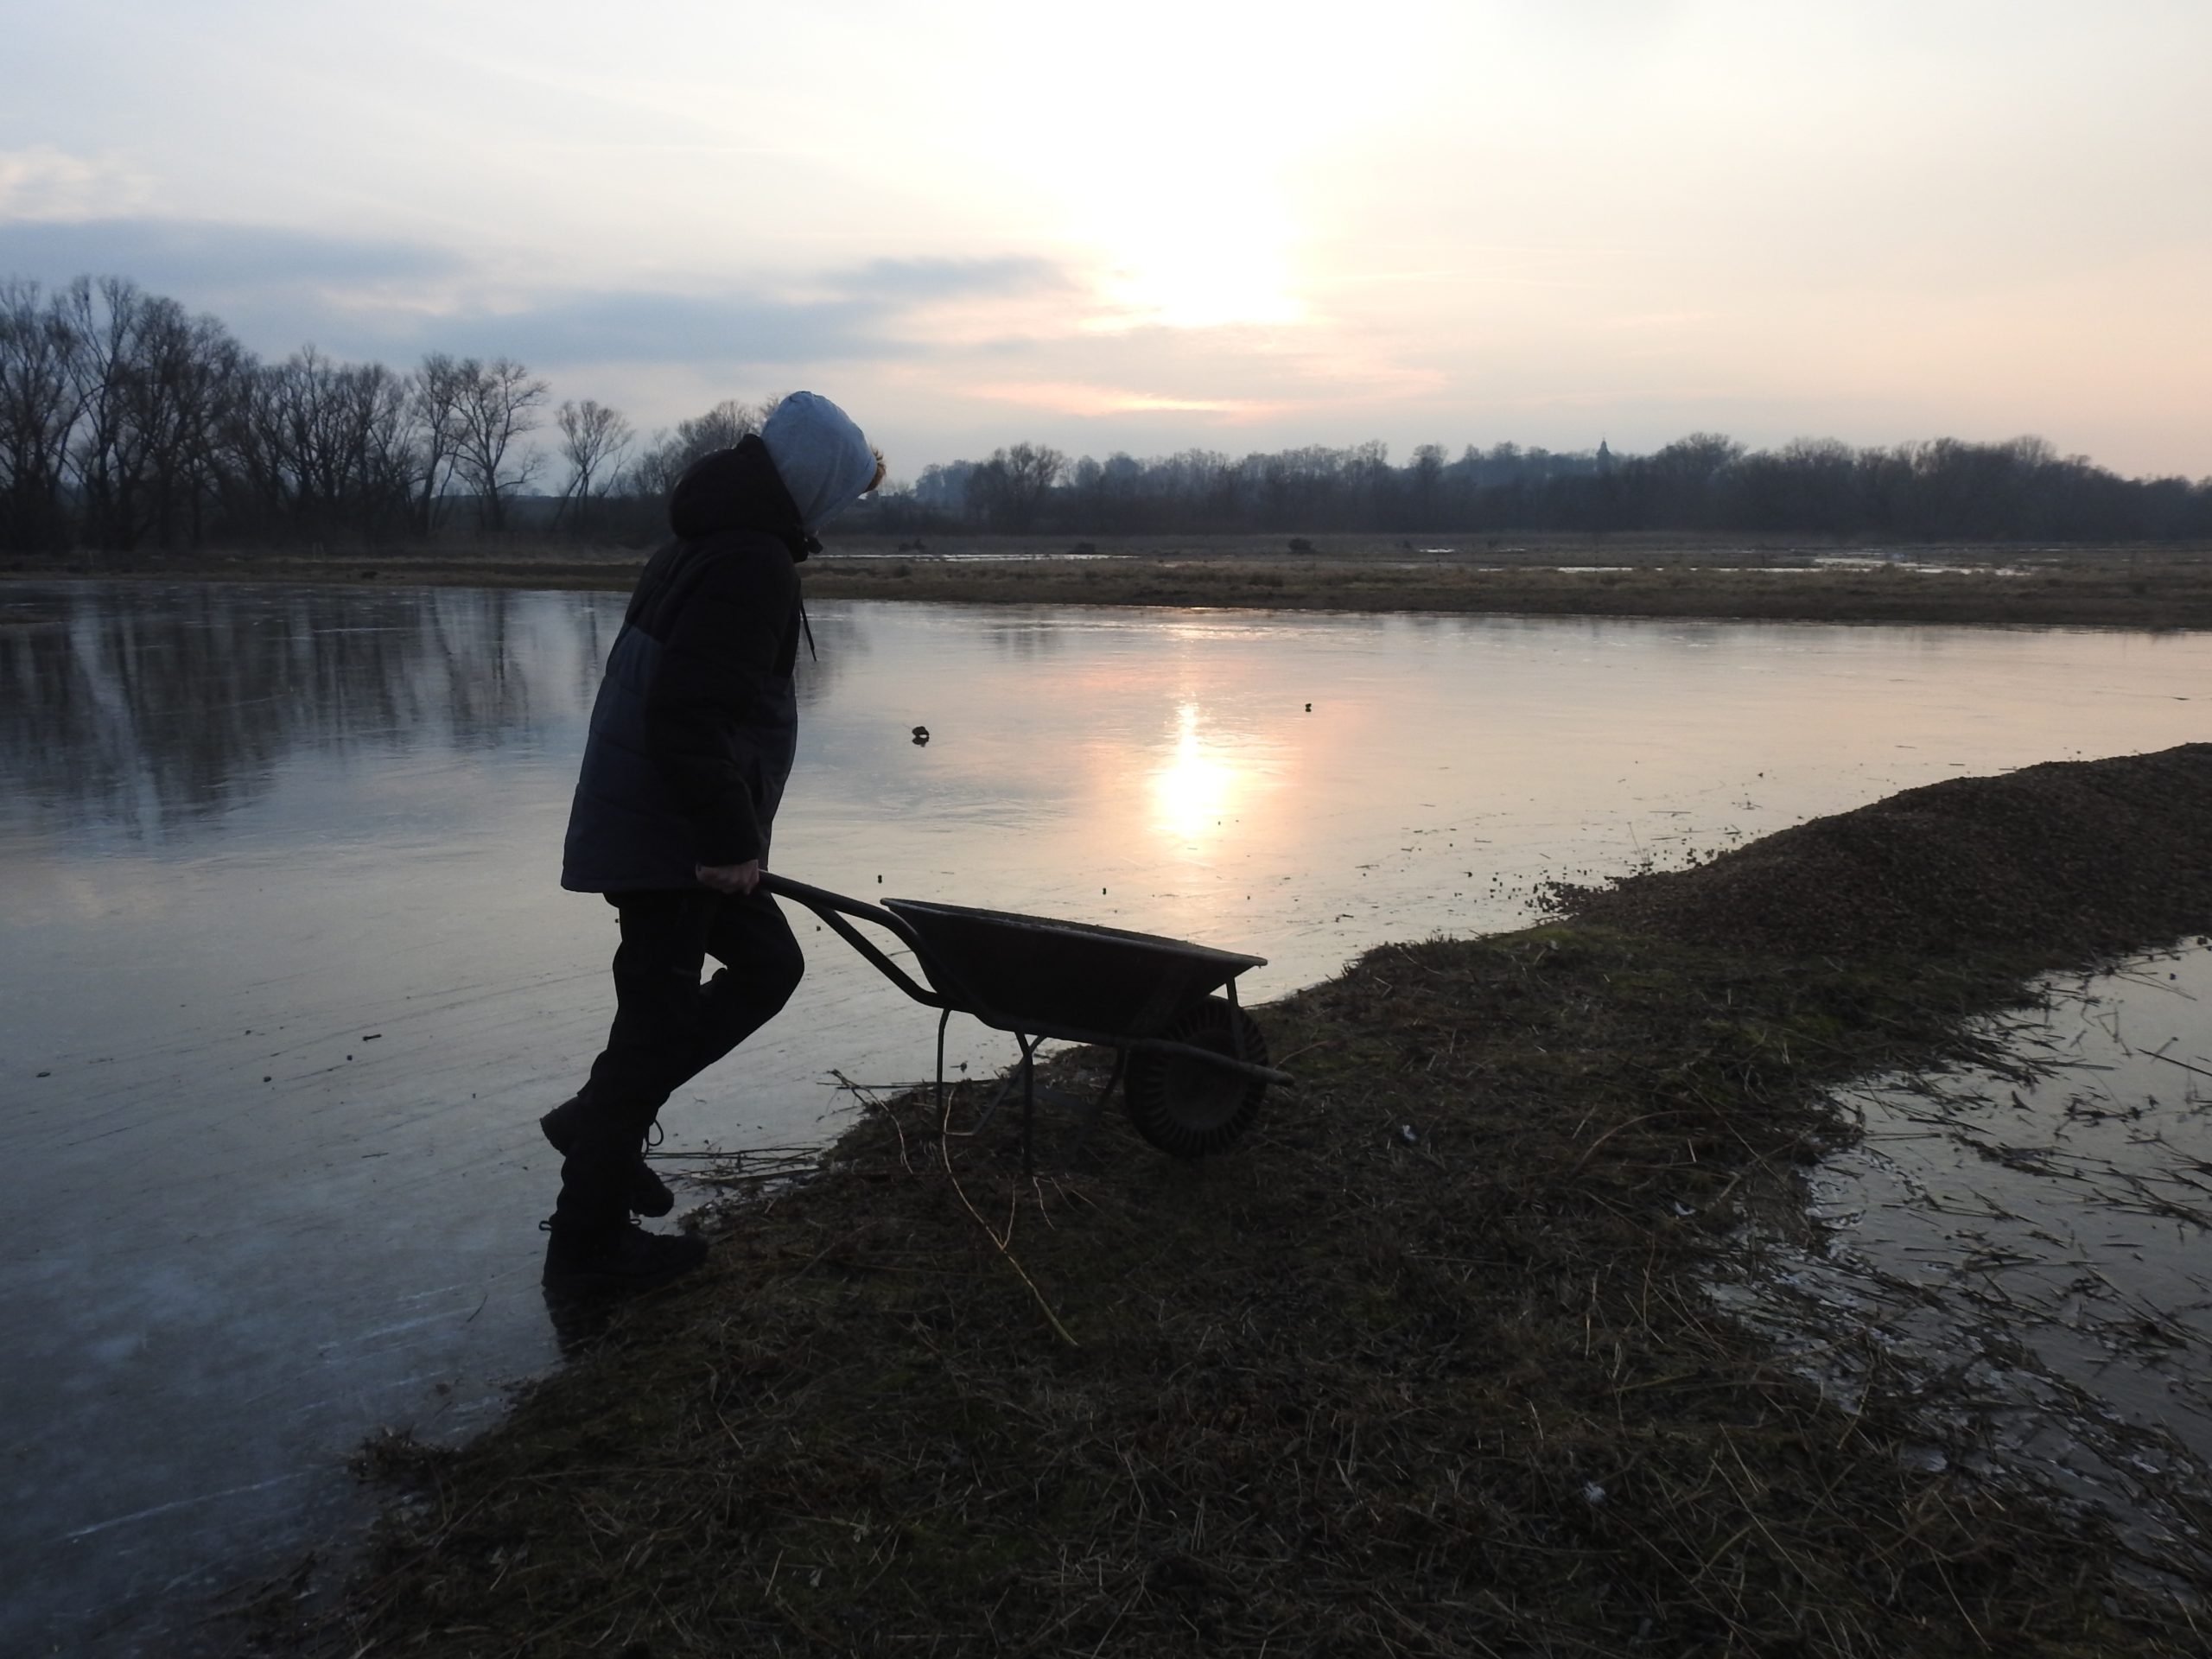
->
xmin=542 ymin=1219 xmax=708 ymax=1293
xmin=540 ymin=1093 xmax=675 ymax=1217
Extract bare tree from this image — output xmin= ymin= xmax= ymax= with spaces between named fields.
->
xmin=1406 ymin=442 xmax=1448 ymax=527
xmin=407 ymin=353 xmax=472 ymax=536
xmin=0 ymin=279 xmax=82 ymax=550
xmin=126 ymin=298 xmax=250 ymax=550
xmin=675 ymin=397 xmax=760 ymax=461
xmin=966 ymin=440 xmax=1066 ymax=531
xmin=227 ymin=347 xmax=415 ymax=539
xmin=448 ymin=356 xmax=549 ymax=531
xmin=553 ymin=397 xmax=634 ymax=531
xmin=58 ymin=276 xmax=154 ymax=550
xmin=621 ymin=397 xmax=775 ymax=501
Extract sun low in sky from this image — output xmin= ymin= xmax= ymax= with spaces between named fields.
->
xmin=2 ymin=0 xmax=2207 ymax=477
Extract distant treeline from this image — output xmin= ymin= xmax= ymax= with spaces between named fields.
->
xmin=4 ymin=274 xmax=2208 ymax=554
xmin=0 ymin=275 xmax=734 ymax=552
xmin=907 ymin=434 xmax=2212 ymax=543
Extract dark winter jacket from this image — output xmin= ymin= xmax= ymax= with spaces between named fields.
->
xmin=560 ymin=437 xmax=812 ymax=893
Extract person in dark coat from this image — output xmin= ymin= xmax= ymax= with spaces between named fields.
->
xmin=542 ymin=391 xmax=882 ymax=1292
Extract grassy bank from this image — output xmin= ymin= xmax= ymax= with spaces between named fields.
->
xmin=801 ymin=551 xmax=2212 ymax=629
xmin=10 ymin=539 xmax=2212 ymax=629
xmin=311 ymin=746 xmax=2212 ymax=1657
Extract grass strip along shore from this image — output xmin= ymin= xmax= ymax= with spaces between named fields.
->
xmin=798 ymin=549 xmax=2212 ymax=631
xmin=320 ymin=745 xmax=2212 ymax=1657
xmin=10 ymin=543 xmax=2212 ymax=631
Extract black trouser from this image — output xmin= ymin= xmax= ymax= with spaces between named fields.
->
xmin=552 ymin=886 xmax=804 ymax=1236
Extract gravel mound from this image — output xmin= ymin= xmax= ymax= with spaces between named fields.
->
xmin=1548 ymin=742 xmax=2212 ymax=961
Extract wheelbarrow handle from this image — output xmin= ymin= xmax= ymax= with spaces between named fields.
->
xmin=756 ymin=871 xmax=944 ymax=1010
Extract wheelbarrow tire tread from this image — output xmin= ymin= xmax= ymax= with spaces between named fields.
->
xmin=1124 ymin=998 xmax=1268 ymax=1158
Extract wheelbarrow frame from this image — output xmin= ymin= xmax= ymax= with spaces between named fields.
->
xmin=757 ymin=871 xmax=1290 ymax=1160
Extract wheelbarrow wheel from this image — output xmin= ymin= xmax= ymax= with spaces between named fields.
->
xmin=1124 ymin=997 xmax=1268 ymax=1157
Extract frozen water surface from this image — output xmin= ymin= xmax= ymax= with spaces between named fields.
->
xmin=2 ymin=581 xmax=2207 ymax=1651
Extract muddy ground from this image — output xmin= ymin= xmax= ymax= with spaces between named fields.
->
xmin=271 ymin=744 xmax=2212 ymax=1657
xmin=9 ymin=537 xmax=2212 ymax=629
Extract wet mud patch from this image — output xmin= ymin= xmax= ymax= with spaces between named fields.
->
xmin=323 ymin=746 xmax=2212 ymax=1657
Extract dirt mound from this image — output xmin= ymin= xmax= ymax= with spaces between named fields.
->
xmin=1548 ymin=742 xmax=2212 ymax=961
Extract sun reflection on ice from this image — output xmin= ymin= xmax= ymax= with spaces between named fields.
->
xmin=1151 ymin=702 xmax=1242 ymax=850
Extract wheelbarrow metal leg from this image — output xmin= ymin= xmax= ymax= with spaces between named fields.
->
xmin=1066 ymin=1047 xmax=1128 ymax=1161
xmin=1018 ymin=1033 xmax=1039 ymax=1173
xmin=963 ymin=1032 xmax=1046 ymax=1161
xmin=934 ymin=1006 xmax=953 ymax=1126
xmin=965 ymin=1048 xmax=1023 ymax=1138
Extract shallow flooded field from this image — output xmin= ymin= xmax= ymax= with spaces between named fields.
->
xmin=3 ymin=581 xmax=2207 ymax=1652
xmin=1727 ymin=944 xmax=2212 ymax=1518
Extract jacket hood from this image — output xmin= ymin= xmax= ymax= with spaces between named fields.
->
xmin=760 ymin=391 xmax=877 ymax=533
xmin=667 ymin=435 xmax=814 ymax=557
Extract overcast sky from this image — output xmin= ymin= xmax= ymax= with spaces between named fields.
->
xmin=3 ymin=0 xmax=2207 ymax=479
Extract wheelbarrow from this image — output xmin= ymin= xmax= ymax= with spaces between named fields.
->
xmin=757 ymin=872 xmax=1290 ymax=1160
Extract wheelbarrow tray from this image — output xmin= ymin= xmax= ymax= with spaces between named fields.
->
xmin=756 ymin=871 xmax=1287 ymax=1160
xmin=881 ymin=898 xmax=1264 ymax=1040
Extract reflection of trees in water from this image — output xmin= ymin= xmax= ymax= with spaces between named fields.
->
xmin=3 ymin=586 xmax=570 ymax=839
xmin=982 ymin=618 xmax=1065 ymax=660
xmin=792 ymin=604 xmax=859 ymax=709
xmin=1 ymin=582 xmax=863 ymax=842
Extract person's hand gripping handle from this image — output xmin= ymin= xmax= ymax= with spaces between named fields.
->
xmin=694 ymin=859 xmax=761 ymax=895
